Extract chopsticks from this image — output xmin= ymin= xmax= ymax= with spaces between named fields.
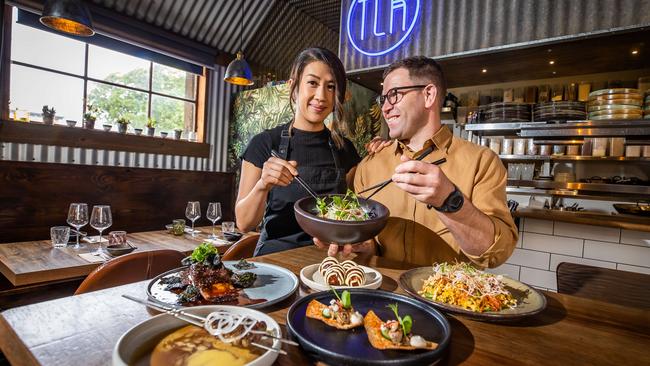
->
xmin=359 ymin=146 xmax=446 ymax=200
xmin=270 ymin=149 xmax=319 ymax=200
xmin=122 ymin=295 xmax=295 ymax=354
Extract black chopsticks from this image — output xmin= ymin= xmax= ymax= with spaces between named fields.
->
xmin=359 ymin=146 xmax=446 ymax=200
xmin=270 ymin=150 xmax=319 ymax=199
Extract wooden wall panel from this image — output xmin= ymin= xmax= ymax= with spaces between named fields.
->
xmin=0 ymin=161 xmax=235 ymax=243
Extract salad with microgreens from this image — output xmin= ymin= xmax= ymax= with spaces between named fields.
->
xmin=315 ymin=189 xmax=369 ymax=221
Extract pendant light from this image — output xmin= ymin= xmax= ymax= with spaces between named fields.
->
xmin=39 ymin=0 xmax=95 ymax=37
xmin=224 ymin=0 xmax=254 ymax=86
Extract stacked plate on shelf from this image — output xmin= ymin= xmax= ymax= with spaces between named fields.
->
xmin=480 ymin=102 xmax=531 ymax=122
xmin=533 ymin=101 xmax=586 ymax=121
xmin=644 ymin=91 xmax=650 ymax=119
xmin=587 ymin=88 xmax=643 ymax=120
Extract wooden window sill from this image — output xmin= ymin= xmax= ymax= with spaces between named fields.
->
xmin=0 ymin=120 xmax=210 ymax=158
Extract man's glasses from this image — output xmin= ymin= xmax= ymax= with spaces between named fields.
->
xmin=376 ymin=85 xmax=428 ymax=106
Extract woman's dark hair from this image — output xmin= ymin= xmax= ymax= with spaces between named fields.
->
xmin=288 ymin=47 xmax=346 ymax=148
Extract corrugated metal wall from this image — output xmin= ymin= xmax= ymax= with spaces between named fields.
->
xmin=341 ymin=0 xmax=650 ymax=72
xmin=1 ymin=65 xmax=239 ymax=172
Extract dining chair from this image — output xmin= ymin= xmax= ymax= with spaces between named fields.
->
xmin=221 ymin=234 xmax=260 ymax=261
xmin=74 ymin=249 xmax=185 ymax=295
xmin=556 ymin=262 xmax=650 ymax=309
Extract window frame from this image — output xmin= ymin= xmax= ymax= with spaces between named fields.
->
xmin=1 ymin=5 xmax=208 ymax=146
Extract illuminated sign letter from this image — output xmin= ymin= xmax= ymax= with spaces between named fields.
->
xmin=346 ymin=0 xmax=420 ymax=57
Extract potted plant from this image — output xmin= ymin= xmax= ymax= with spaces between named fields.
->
xmin=83 ymin=104 xmax=98 ymax=129
xmin=42 ymin=105 xmax=55 ymax=125
xmin=146 ymin=118 xmax=156 ymax=136
xmin=116 ymin=117 xmax=130 ymax=134
xmin=173 ymin=129 xmax=182 ymax=140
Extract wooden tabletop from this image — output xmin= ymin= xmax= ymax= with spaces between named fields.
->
xmin=0 ymin=246 xmax=648 ymax=366
xmin=0 ymin=226 xmax=247 ymax=286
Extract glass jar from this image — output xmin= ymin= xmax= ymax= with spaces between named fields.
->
xmin=172 ymin=219 xmax=186 ymax=236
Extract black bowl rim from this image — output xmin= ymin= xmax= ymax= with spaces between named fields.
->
xmin=285 ymin=288 xmax=451 ymax=366
xmin=294 ymin=194 xmax=390 ymax=225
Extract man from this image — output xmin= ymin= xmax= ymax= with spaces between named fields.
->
xmin=316 ymin=56 xmax=517 ymax=269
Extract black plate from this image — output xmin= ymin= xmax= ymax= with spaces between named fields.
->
xmin=286 ymin=289 xmax=451 ymax=366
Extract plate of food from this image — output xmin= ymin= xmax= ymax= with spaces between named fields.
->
xmin=113 ymin=305 xmax=282 ymax=366
xmin=294 ymin=190 xmax=389 ymax=244
xmin=300 ymin=256 xmax=382 ymax=291
xmin=147 ymin=243 xmax=298 ymax=309
xmin=286 ymin=288 xmax=450 ymax=366
xmin=399 ymin=262 xmax=546 ymax=322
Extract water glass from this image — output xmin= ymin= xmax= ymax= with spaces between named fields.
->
xmin=50 ymin=226 xmax=70 ymax=248
xmin=206 ymin=202 xmax=222 ymax=239
xmin=185 ymin=201 xmax=201 ymax=236
xmin=222 ymin=221 xmax=235 ymax=234
xmin=67 ymin=203 xmax=88 ymax=249
xmin=90 ymin=205 xmax=112 ymax=255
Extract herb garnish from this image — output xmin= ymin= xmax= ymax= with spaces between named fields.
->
xmin=387 ymin=303 xmax=412 ymax=339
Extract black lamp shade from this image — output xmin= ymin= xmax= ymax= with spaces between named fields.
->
xmin=40 ymin=0 xmax=95 ymax=37
xmin=224 ymin=51 xmax=254 ymax=86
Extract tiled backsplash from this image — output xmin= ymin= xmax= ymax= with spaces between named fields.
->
xmin=485 ymin=218 xmax=650 ymax=291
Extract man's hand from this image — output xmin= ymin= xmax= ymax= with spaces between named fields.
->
xmin=313 ymin=237 xmax=376 ymax=257
xmin=392 ymin=154 xmax=455 ymax=208
xmin=365 ymin=136 xmax=392 ymax=155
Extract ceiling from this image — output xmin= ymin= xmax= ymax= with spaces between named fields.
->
xmin=351 ymin=29 xmax=650 ymax=93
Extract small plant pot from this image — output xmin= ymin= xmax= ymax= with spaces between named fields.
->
xmin=117 ymin=124 xmax=128 ymax=134
xmin=103 ymin=124 xmax=112 ymax=132
xmin=134 ymin=128 xmax=143 ymax=136
xmin=66 ymin=120 xmax=77 ymax=127
xmin=43 ymin=116 xmax=54 ymax=125
xmin=84 ymin=119 xmax=96 ymax=129
xmin=160 ymin=131 xmax=168 ymax=138
xmin=147 ymin=127 xmax=155 ymax=136
xmin=173 ymin=129 xmax=182 ymax=139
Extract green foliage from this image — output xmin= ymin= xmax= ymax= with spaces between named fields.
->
xmin=147 ymin=118 xmax=156 ymax=128
xmin=87 ymin=67 xmax=191 ymax=131
xmin=388 ymin=303 xmax=412 ymax=337
xmin=84 ymin=104 xmax=98 ymax=122
xmin=190 ymin=242 xmax=218 ymax=263
xmin=117 ymin=117 xmax=130 ymax=125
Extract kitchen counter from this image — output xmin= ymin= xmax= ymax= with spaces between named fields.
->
xmin=513 ymin=208 xmax=650 ymax=232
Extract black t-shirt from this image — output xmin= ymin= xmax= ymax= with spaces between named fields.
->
xmin=241 ymin=123 xmax=361 ymax=172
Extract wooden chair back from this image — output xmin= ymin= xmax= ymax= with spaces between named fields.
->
xmin=74 ymin=249 xmax=185 ymax=295
xmin=556 ymin=262 xmax=650 ymax=308
xmin=221 ymin=234 xmax=260 ymax=261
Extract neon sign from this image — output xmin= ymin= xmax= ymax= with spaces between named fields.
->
xmin=346 ymin=0 xmax=420 ymax=57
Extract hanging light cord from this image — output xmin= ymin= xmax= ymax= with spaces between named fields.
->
xmin=240 ymin=0 xmax=244 ymax=52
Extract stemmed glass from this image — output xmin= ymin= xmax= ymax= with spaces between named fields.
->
xmin=206 ymin=202 xmax=222 ymax=239
xmin=90 ymin=205 xmax=112 ymax=255
xmin=185 ymin=201 xmax=201 ymax=237
xmin=67 ymin=203 xmax=88 ymax=249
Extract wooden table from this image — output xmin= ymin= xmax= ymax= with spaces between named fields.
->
xmin=0 ymin=226 xmax=248 ymax=287
xmin=1 ymin=246 xmax=648 ymax=366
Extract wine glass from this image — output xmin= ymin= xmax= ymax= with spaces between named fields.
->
xmin=90 ymin=205 xmax=112 ymax=255
xmin=67 ymin=203 xmax=88 ymax=249
xmin=185 ymin=201 xmax=201 ymax=237
xmin=206 ymin=202 xmax=222 ymax=239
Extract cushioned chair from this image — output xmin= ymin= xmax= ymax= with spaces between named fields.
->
xmin=75 ymin=249 xmax=185 ymax=295
xmin=556 ymin=262 xmax=650 ymax=309
xmin=221 ymin=234 xmax=260 ymax=261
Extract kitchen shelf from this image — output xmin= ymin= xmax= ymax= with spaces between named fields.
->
xmin=513 ymin=208 xmax=650 ymax=232
xmin=465 ymin=120 xmax=650 ymax=137
xmin=500 ymin=155 xmax=650 ymax=162
xmin=507 ymin=179 xmax=650 ymax=197
xmin=506 ymin=187 xmax=649 ymax=202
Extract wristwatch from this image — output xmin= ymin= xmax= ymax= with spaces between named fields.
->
xmin=428 ymin=185 xmax=464 ymax=213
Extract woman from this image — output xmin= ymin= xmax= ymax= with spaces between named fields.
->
xmin=235 ymin=47 xmax=361 ymax=256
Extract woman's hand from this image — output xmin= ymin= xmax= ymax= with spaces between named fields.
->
xmin=313 ymin=237 xmax=376 ymax=257
xmin=365 ymin=136 xmax=392 ymax=155
xmin=257 ymin=156 xmax=299 ymax=191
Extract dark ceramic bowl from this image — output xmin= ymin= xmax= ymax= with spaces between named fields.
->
xmin=105 ymin=244 xmax=136 ymax=256
xmin=223 ymin=231 xmax=243 ymax=242
xmin=294 ymin=195 xmax=389 ymax=244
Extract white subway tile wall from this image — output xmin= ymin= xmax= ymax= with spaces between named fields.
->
xmin=500 ymin=218 xmax=650 ymax=292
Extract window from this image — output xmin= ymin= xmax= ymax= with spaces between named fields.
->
xmin=8 ymin=8 xmax=199 ymax=134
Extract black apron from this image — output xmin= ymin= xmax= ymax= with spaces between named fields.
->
xmin=254 ymin=125 xmax=347 ymax=256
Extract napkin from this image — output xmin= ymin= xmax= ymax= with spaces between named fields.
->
xmin=78 ymin=252 xmax=107 ymax=263
xmin=82 ymin=235 xmax=109 ymax=244
xmin=204 ymin=237 xmax=231 ymax=246
xmin=185 ymin=228 xmax=201 ymax=234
